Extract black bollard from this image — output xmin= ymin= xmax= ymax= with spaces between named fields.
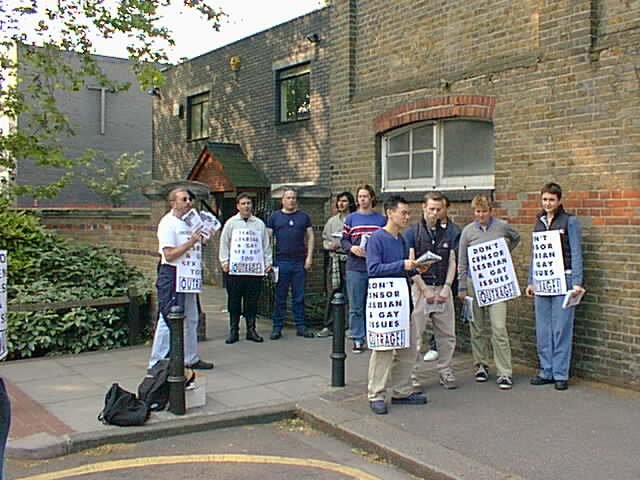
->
xmin=330 ymin=292 xmax=347 ymax=387
xmin=167 ymin=305 xmax=186 ymax=415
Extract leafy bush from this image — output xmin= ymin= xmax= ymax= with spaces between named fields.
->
xmin=0 ymin=209 xmax=150 ymax=359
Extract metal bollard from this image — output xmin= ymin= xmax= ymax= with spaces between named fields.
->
xmin=330 ymin=292 xmax=347 ymax=387
xmin=167 ymin=305 xmax=186 ymax=415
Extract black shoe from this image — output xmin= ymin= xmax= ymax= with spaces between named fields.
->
xmin=369 ymin=400 xmax=388 ymax=415
xmin=391 ymin=392 xmax=428 ymax=405
xmin=554 ymin=380 xmax=569 ymax=391
xmin=246 ymin=329 xmax=264 ymax=343
xmin=352 ymin=340 xmax=365 ymax=353
xmin=225 ymin=331 xmax=239 ymax=344
xmin=296 ymin=328 xmax=315 ymax=338
xmin=270 ymin=330 xmax=282 ymax=340
xmin=189 ymin=359 xmax=214 ymax=370
xmin=530 ymin=375 xmax=554 ymax=386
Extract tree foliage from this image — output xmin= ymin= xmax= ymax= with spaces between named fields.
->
xmin=0 ymin=207 xmax=151 ymax=358
xmin=0 ymin=1 xmax=224 ymax=202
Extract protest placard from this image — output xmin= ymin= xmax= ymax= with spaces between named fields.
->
xmin=0 ymin=250 xmax=7 ymax=360
xmin=176 ymin=241 xmax=202 ymax=293
xmin=531 ymin=230 xmax=567 ymax=296
xmin=366 ymin=278 xmax=410 ymax=350
xmin=468 ymin=238 xmax=520 ymax=307
xmin=229 ymin=229 xmax=265 ymax=276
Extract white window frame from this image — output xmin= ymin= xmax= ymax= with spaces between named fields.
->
xmin=381 ymin=119 xmax=495 ymax=192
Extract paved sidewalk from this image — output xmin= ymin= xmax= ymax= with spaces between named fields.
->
xmin=3 ymin=285 xmax=640 ymax=479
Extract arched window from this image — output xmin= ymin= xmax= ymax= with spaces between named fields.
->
xmin=381 ymin=119 xmax=495 ymax=191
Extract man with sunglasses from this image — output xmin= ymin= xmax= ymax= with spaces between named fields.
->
xmin=148 ymin=188 xmax=214 ymax=370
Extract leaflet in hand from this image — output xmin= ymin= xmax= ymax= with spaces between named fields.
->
xmin=182 ymin=209 xmax=221 ymax=239
xmin=415 ymin=250 xmax=442 ymax=266
xmin=562 ymin=288 xmax=585 ymax=309
xmin=460 ymin=296 xmax=475 ymax=323
xmin=199 ymin=211 xmax=222 ymax=238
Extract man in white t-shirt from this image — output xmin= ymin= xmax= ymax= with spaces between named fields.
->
xmin=148 ymin=188 xmax=214 ymax=370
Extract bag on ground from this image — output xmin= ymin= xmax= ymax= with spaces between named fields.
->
xmin=98 ymin=383 xmax=149 ymax=426
xmin=138 ymin=359 xmax=170 ymax=411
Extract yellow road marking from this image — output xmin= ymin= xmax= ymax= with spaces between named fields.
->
xmin=16 ymin=454 xmax=383 ymax=480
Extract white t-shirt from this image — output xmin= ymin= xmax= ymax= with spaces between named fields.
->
xmin=157 ymin=212 xmax=192 ymax=266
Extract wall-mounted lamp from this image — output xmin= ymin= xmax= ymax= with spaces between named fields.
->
xmin=229 ymin=55 xmax=241 ymax=71
xmin=305 ymin=33 xmax=320 ymax=44
xmin=147 ymin=87 xmax=161 ymax=98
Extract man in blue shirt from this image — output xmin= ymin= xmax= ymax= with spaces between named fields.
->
xmin=267 ymin=188 xmax=315 ymax=339
xmin=366 ymin=196 xmax=426 ymax=415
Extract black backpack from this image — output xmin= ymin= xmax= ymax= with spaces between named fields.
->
xmin=138 ymin=359 xmax=170 ymax=411
xmin=98 ymin=383 xmax=150 ymax=426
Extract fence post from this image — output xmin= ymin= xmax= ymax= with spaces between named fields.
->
xmin=330 ymin=292 xmax=347 ymax=387
xmin=167 ymin=305 xmax=186 ymax=415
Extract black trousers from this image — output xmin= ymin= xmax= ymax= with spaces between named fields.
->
xmin=226 ymin=275 xmax=263 ymax=321
xmin=0 ymin=378 xmax=10 ymax=480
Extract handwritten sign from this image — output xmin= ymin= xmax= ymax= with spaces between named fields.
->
xmin=468 ymin=238 xmax=520 ymax=307
xmin=366 ymin=278 xmax=410 ymax=350
xmin=176 ymin=241 xmax=202 ymax=293
xmin=532 ymin=231 xmax=567 ymax=296
xmin=0 ymin=250 xmax=7 ymax=360
xmin=229 ymin=229 xmax=265 ymax=276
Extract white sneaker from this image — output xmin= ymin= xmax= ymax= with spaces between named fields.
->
xmin=423 ymin=350 xmax=439 ymax=362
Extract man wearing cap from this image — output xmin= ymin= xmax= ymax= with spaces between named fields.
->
xmin=148 ymin=187 xmax=214 ymax=370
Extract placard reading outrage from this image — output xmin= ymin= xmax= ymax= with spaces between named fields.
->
xmin=229 ymin=229 xmax=265 ymax=276
xmin=366 ymin=278 xmax=410 ymax=350
xmin=468 ymin=238 xmax=520 ymax=307
xmin=531 ymin=231 xmax=567 ymax=295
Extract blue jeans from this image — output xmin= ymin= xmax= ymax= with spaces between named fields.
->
xmin=534 ymin=275 xmax=576 ymax=381
xmin=272 ymin=260 xmax=306 ymax=331
xmin=0 ymin=378 xmax=11 ymax=480
xmin=346 ymin=270 xmax=369 ymax=342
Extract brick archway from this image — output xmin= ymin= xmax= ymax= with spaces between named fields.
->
xmin=373 ymin=95 xmax=496 ymax=134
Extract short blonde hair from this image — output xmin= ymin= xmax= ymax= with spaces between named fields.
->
xmin=470 ymin=195 xmax=492 ymax=210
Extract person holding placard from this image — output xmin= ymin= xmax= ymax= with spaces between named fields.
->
xmin=317 ymin=191 xmax=356 ymax=337
xmin=405 ymin=192 xmax=458 ymax=390
xmin=526 ymin=183 xmax=584 ymax=391
xmin=341 ymin=185 xmax=386 ymax=353
xmin=457 ymin=195 xmax=520 ymax=390
xmin=366 ymin=196 xmax=426 ymax=415
xmin=267 ymin=188 xmax=315 ymax=339
xmin=219 ymin=193 xmax=272 ymax=344
xmin=148 ymin=188 xmax=214 ymax=370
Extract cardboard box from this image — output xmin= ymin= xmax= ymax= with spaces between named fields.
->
xmin=185 ymin=376 xmax=207 ymax=409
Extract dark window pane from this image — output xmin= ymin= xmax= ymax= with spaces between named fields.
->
xmin=443 ymin=120 xmax=494 ymax=176
xmin=412 ymin=125 xmax=434 ymax=151
xmin=279 ymin=65 xmax=310 ymax=122
xmin=412 ymin=152 xmax=433 ymax=178
xmin=188 ymin=92 xmax=208 ymax=139
xmin=388 ymin=131 xmax=409 ymax=154
xmin=387 ymin=154 xmax=409 ymax=180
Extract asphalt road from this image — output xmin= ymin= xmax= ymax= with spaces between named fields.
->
xmin=8 ymin=420 xmax=417 ymax=480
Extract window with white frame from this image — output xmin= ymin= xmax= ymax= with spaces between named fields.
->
xmin=187 ymin=92 xmax=209 ymax=140
xmin=277 ymin=63 xmax=310 ymax=123
xmin=381 ymin=119 xmax=495 ymax=191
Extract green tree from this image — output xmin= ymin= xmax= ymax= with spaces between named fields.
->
xmin=79 ymin=150 xmax=151 ymax=207
xmin=0 ymin=1 xmax=224 ymax=204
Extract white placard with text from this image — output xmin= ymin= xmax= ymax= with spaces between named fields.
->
xmin=531 ymin=230 xmax=567 ymax=296
xmin=229 ymin=229 xmax=265 ymax=276
xmin=0 ymin=250 xmax=8 ymax=360
xmin=366 ymin=277 xmax=411 ymax=350
xmin=468 ymin=238 xmax=520 ymax=307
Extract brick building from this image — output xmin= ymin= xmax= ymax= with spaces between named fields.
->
xmin=154 ymin=2 xmax=639 ymax=388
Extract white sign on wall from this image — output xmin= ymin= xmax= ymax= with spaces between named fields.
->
xmin=531 ymin=230 xmax=567 ymax=296
xmin=366 ymin=277 xmax=411 ymax=350
xmin=468 ymin=238 xmax=520 ymax=307
xmin=0 ymin=250 xmax=8 ymax=360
